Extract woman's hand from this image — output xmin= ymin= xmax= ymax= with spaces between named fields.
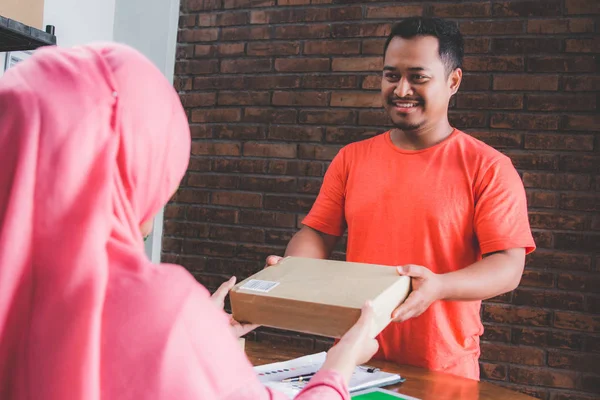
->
xmin=211 ymin=276 xmax=259 ymax=338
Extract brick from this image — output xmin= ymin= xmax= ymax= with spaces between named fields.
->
xmin=509 ymin=366 xmax=577 ymax=389
xmin=275 ymin=58 xmax=330 ymax=72
xmin=528 ymin=57 xmax=596 ymax=73
xmin=456 ymin=93 xmax=523 ymax=110
xmin=495 ymin=383 xmax=549 ymax=399
xmin=239 ymin=210 xmax=296 ymax=229
xmin=264 ymin=194 xmax=316 ymax=212
xmin=212 ymin=191 xmax=262 ymax=208
xmin=251 ymin=6 xmax=361 ymax=24
xmin=464 ymin=38 xmax=491 ymax=54
xmin=523 ymin=172 xmax=590 ymax=191
xmin=459 ymin=20 xmax=524 ymax=35
xmin=365 ymin=5 xmax=424 ymax=19
xmin=555 ymin=232 xmax=599 ymax=252
xmin=303 ymin=75 xmax=358 ymax=89
xmin=176 ymin=44 xmax=194 ymax=59
xmin=505 ymin=152 xmax=559 ymax=170
xmin=304 ymin=40 xmax=361 ymax=55
xmin=520 ymin=269 xmax=556 ymax=288
xmin=212 ymin=159 xmax=268 ymax=174
xmin=332 ymin=57 xmax=382 ymax=72
xmin=332 ymin=23 xmax=391 ymax=38
xmin=493 ymin=38 xmax=562 ymax=54
xmin=187 ymin=156 xmax=212 ymax=171
xmin=581 ymin=374 xmax=600 ymax=394
xmin=564 ymin=115 xmax=600 ymax=131
xmin=299 ymin=144 xmax=342 ymax=160
xmin=243 ymin=107 xmax=297 ymax=124
xmin=296 ymin=178 xmax=323 ymax=194
xmin=358 ymin=39 xmax=384 ymax=57
xmin=482 ymin=324 xmax=511 ymax=343
xmin=180 ymin=93 xmax=216 ymax=108
xmin=493 ymin=74 xmax=559 ymax=91
xmin=358 ymin=110 xmax=392 ymax=127
xmin=524 ymin=134 xmax=594 ymax=151
xmin=277 ymin=0 xmax=310 ymax=4
xmin=362 ymin=75 xmax=381 ymax=90
xmin=221 ymin=26 xmax=270 ymax=41
xmin=555 ymin=311 xmax=600 ymax=332
xmin=483 ymin=304 xmax=552 ymax=326
xmin=164 ymin=204 xmax=186 ymax=219
xmin=557 ymin=273 xmax=600 ymax=293
xmin=221 ymin=59 xmax=271 ymax=74
xmin=186 ymin=207 xmax=237 ymax=224
xmin=247 ymin=41 xmax=300 ymax=56
xmin=191 ymin=142 xmax=241 ymax=156
xmin=272 ymin=91 xmax=328 ymax=106
xmin=561 ymin=155 xmax=600 ymax=173
xmin=178 ymin=28 xmax=219 ymax=42
xmin=563 ymin=75 xmax=600 ymax=92
xmin=549 ymin=391 xmax=600 ymax=400
xmin=268 ymin=126 xmax=323 ymax=142
xmin=486 ymin=292 xmax=512 ymax=304
xmin=461 ymin=74 xmax=491 ymax=91
xmin=587 ymin=296 xmax=600 ymax=313
xmin=223 ymin=0 xmax=273 ymax=8
xmin=198 ymin=11 xmax=247 ymax=26
xmin=432 ymin=2 xmax=490 ymax=17
xmin=560 ymin=193 xmax=600 ymax=212
xmin=532 ymin=230 xmax=554 ymax=249
xmin=265 ymin=229 xmax=295 ymax=245
xmin=526 ymin=251 xmax=592 ymax=272
xmin=512 ymin=328 xmax=583 ymax=350
xmin=244 ymin=76 xmax=300 ymax=89
xmin=528 ymin=18 xmax=595 ymax=34
xmin=163 ymin=221 xmax=209 ymax=239
xmin=565 ymin=0 xmax=600 ymax=15
xmin=330 ymin=91 xmax=382 ymax=107
xmin=527 ymin=94 xmax=596 ymax=112
xmin=529 ymin=211 xmax=588 ymax=231
xmin=513 ymin=288 xmax=584 ymax=311
xmin=267 ymin=160 xmax=323 ymax=176
xmin=493 ymin=0 xmax=562 ymax=16
xmin=527 ymin=191 xmax=559 ymax=209
xmin=325 ymin=127 xmax=377 ymax=144
xmin=566 ymin=38 xmax=600 ymax=53
xmin=194 ymin=43 xmax=245 ymax=57
xmin=188 ymin=173 xmax=238 ymax=189
xmin=179 ymin=15 xmax=196 ymax=28
xmin=243 ymin=142 xmax=297 ymax=158
xmin=173 ymin=189 xmax=211 ymax=204
xmin=463 ymin=56 xmax=524 ymax=72
xmin=448 ymin=112 xmax=488 ymax=129
xmin=218 ymin=91 xmax=270 ymax=106
xmin=491 ymin=114 xmax=559 ymax=130
xmin=238 ymin=176 xmax=296 ymax=193
xmin=191 ymin=108 xmax=241 ymax=123
xmin=480 ymin=362 xmax=507 ymax=381
xmin=299 ymin=110 xmax=356 ymax=125
xmin=194 ymin=76 xmax=245 ymax=90
xmin=173 ymin=77 xmax=192 ymax=91
xmin=183 ymin=240 xmax=236 ymax=257
xmin=209 ymin=225 xmax=265 ymax=243
xmin=481 ymin=343 xmax=546 ymax=366
xmin=175 ymin=60 xmax=219 ymax=74
xmin=184 ymin=0 xmax=221 ymax=11
xmin=162 ymin=238 xmax=183 ymax=253
xmin=274 ymin=24 xmax=330 ymax=39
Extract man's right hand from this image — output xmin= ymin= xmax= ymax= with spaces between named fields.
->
xmin=264 ymin=255 xmax=283 ymax=268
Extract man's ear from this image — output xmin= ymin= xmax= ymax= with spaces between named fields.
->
xmin=449 ymin=68 xmax=462 ymax=96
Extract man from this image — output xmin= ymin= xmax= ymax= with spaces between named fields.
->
xmin=266 ymin=17 xmax=535 ymax=380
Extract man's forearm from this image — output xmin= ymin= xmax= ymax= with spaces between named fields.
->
xmin=283 ymin=226 xmax=339 ymax=259
xmin=440 ymin=248 xmax=526 ymax=301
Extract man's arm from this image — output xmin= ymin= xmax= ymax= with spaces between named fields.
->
xmin=284 ymin=226 xmax=340 ymax=259
xmin=392 ymin=248 xmax=525 ymax=322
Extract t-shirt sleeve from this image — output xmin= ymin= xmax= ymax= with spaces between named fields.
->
xmin=301 ymin=148 xmax=348 ymax=237
xmin=474 ymin=155 xmax=536 ymax=255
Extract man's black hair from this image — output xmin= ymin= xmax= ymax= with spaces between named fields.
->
xmin=383 ymin=17 xmax=464 ymax=75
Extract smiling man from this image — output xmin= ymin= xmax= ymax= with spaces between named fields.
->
xmin=266 ymin=17 xmax=536 ymax=380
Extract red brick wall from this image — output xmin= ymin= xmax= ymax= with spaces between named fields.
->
xmin=169 ymin=1 xmax=599 ymax=398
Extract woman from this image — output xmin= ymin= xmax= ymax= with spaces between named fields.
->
xmin=0 ymin=43 xmax=378 ymax=399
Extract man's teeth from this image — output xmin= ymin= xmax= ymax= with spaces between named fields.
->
xmin=395 ymin=103 xmax=418 ymax=107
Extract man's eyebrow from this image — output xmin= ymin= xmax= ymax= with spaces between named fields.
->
xmin=382 ymin=66 xmax=431 ymax=72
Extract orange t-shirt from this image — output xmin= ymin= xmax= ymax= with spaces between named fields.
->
xmin=302 ymin=129 xmax=535 ymax=380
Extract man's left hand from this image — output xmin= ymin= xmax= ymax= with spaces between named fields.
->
xmin=392 ymin=264 xmax=446 ymax=322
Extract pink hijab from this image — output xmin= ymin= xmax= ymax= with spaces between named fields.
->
xmin=0 ymin=43 xmax=191 ymax=398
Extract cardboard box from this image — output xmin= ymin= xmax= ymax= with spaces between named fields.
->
xmin=0 ymin=0 xmax=45 ymax=30
xmin=230 ymin=257 xmax=411 ymax=338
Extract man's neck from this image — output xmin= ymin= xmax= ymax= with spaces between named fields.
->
xmin=390 ymin=120 xmax=455 ymax=151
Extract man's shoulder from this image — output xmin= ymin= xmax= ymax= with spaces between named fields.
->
xmin=453 ymin=129 xmax=511 ymax=165
xmin=338 ymin=131 xmax=388 ymax=156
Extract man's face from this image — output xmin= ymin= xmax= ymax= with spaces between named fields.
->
xmin=381 ymin=35 xmax=461 ymax=131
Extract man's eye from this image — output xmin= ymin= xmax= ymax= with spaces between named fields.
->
xmin=413 ymin=75 xmax=427 ymax=81
xmin=385 ymin=74 xmax=399 ymax=80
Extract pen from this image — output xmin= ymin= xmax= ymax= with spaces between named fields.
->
xmin=282 ymin=373 xmax=316 ymax=382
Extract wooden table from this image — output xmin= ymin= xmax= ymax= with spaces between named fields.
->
xmin=246 ymin=341 xmax=535 ymax=400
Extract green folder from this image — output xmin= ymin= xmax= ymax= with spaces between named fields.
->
xmin=351 ymin=388 xmax=421 ymax=400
